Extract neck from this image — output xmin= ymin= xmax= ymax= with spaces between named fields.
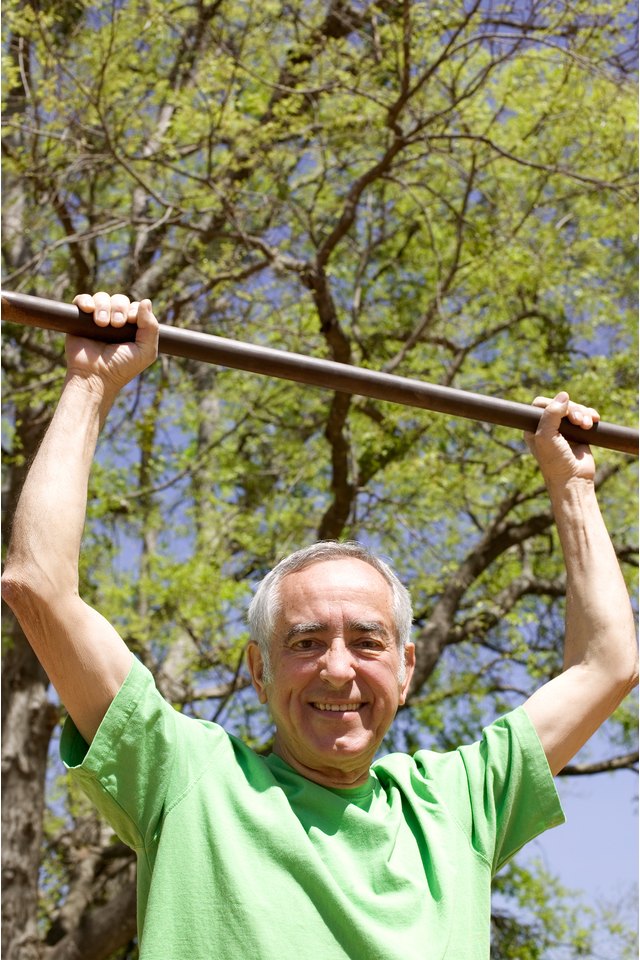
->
xmin=272 ymin=739 xmax=371 ymax=790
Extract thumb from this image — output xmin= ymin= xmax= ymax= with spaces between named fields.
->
xmin=131 ymin=299 xmax=160 ymax=358
xmin=524 ymin=392 xmax=569 ymax=453
xmin=534 ymin=392 xmax=570 ymax=438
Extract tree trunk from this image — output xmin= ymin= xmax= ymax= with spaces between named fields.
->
xmin=2 ymin=412 xmax=58 ymax=959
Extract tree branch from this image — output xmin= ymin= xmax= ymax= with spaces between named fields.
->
xmin=409 ymin=504 xmax=556 ymax=695
xmin=45 ymin=880 xmax=136 ymax=960
xmin=558 ymin=751 xmax=639 ymax=776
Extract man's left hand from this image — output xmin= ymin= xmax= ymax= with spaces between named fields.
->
xmin=525 ymin=391 xmax=600 ymax=485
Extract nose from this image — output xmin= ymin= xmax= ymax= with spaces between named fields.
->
xmin=319 ymin=639 xmax=356 ymax=688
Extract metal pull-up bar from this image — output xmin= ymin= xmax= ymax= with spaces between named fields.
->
xmin=2 ymin=289 xmax=637 ymax=456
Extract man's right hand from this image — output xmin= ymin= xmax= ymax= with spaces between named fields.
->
xmin=2 ymin=290 xmax=159 ymax=744
xmin=69 ymin=292 xmax=159 ymax=396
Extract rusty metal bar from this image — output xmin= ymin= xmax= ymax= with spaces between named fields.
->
xmin=2 ymin=289 xmax=637 ymax=455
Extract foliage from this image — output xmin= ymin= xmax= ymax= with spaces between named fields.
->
xmin=2 ymin=1 xmax=637 ymax=957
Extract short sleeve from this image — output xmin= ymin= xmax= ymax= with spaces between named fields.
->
xmin=60 ymin=657 xmax=179 ymax=851
xmin=455 ymin=706 xmax=565 ymax=873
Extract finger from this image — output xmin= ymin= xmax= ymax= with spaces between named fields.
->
xmin=73 ymin=293 xmax=96 ymax=314
xmin=531 ymin=395 xmax=554 ymax=410
xmin=135 ymin=298 xmax=156 ymax=330
xmin=109 ymin=293 xmax=130 ymax=328
xmin=566 ymin=403 xmax=601 ymax=430
xmin=132 ymin=299 xmax=160 ymax=354
xmin=524 ymin=395 xmax=555 ymax=446
xmin=539 ymin=392 xmax=570 ymax=426
xmin=525 ymin=392 xmax=570 ymax=445
xmin=91 ymin=291 xmax=112 ymax=327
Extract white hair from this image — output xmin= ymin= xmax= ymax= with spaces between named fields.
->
xmin=247 ymin=541 xmax=413 ymax=682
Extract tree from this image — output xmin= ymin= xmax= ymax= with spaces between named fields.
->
xmin=2 ymin=1 xmax=637 ymax=957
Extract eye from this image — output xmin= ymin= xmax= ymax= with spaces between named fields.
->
xmin=291 ymin=637 xmax=319 ymax=651
xmin=354 ymin=637 xmax=383 ymax=651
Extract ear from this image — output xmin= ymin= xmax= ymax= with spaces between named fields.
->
xmin=398 ymin=642 xmax=416 ymax=706
xmin=246 ymin=642 xmax=269 ymax=704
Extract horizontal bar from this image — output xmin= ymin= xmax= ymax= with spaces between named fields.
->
xmin=2 ymin=289 xmax=637 ymax=456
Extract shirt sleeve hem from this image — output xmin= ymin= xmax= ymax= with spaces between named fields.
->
xmin=493 ymin=705 xmax=566 ymax=874
xmin=60 ymin=656 xmax=149 ymax=773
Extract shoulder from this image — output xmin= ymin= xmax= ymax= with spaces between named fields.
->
xmin=375 ymin=707 xmax=537 ymax=776
xmin=372 ymin=707 xmax=555 ymax=827
xmin=373 ymin=708 xmax=563 ymax=872
xmin=59 ymin=657 xmax=261 ymax=849
xmin=61 ymin=655 xmax=234 ymax=777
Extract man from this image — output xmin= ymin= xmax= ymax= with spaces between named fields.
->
xmin=3 ymin=292 xmax=637 ymax=959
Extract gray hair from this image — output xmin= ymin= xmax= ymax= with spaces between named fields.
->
xmin=247 ymin=541 xmax=413 ymax=682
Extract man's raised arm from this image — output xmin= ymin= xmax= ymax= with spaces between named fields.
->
xmin=523 ymin=392 xmax=638 ymax=775
xmin=2 ymin=292 xmax=159 ymax=745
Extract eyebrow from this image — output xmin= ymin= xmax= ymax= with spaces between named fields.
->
xmin=284 ymin=622 xmax=326 ymax=642
xmin=284 ymin=620 xmax=391 ymax=643
xmin=350 ymin=620 xmax=392 ymax=642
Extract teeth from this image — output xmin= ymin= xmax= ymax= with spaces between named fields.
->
xmin=314 ymin=703 xmax=361 ymax=712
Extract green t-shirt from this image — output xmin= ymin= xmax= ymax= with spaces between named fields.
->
xmin=61 ymin=657 xmax=564 ymax=959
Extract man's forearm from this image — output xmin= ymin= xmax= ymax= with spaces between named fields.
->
xmin=524 ymin=477 xmax=637 ymax=773
xmin=548 ymin=477 xmax=636 ymax=680
xmin=2 ymin=374 xmax=135 ymax=743
xmin=4 ymin=375 xmax=111 ymax=597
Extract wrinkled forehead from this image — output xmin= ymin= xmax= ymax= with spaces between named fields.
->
xmin=280 ymin=556 xmax=391 ymax=593
xmin=274 ymin=558 xmax=395 ymax=629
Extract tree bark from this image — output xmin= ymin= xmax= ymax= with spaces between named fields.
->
xmin=2 ymin=406 xmax=58 ymax=960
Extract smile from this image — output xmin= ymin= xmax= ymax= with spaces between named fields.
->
xmin=312 ymin=702 xmax=362 ymax=712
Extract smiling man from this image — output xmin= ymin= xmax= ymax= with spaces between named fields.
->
xmin=247 ymin=551 xmax=416 ymax=789
xmin=2 ymin=293 xmax=637 ymax=960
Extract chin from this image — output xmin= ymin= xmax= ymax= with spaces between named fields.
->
xmin=317 ymin=735 xmax=374 ymax=758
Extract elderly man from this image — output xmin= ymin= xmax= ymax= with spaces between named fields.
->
xmin=2 ymin=293 xmax=637 ymax=959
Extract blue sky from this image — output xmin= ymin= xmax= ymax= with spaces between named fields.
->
xmin=542 ymin=770 xmax=638 ymax=901
xmin=526 ymin=766 xmax=638 ymax=956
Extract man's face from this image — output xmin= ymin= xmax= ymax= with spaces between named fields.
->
xmin=247 ymin=558 xmax=415 ymax=789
